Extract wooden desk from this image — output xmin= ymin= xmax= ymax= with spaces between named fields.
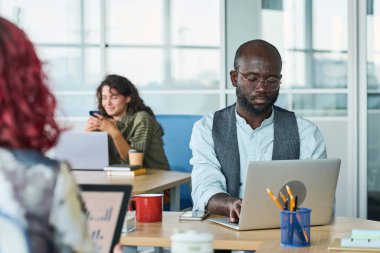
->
xmin=120 ymin=212 xmax=380 ymax=252
xmin=73 ymin=170 xmax=190 ymax=211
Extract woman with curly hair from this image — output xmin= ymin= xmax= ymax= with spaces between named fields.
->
xmin=84 ymin=74 xmax=169 ymax=170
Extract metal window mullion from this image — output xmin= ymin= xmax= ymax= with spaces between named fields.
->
xmin=305 ymin=0 xmax=314 ymax=87
xmin=80 ymin=0 xmax=85 ymax=87
xmin=163 ymin=0 xmax=172 ymax=86
xmin=100 ymin=0 xmax=106 ymax=76
xmin=220 ymin=0 xmax=227 ymax=109
xmin=357 ymin=0 xmax=368 ymax=219
xmin=347 ymin=0 xmax=361 ymax=218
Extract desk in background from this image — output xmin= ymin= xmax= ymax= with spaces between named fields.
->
xmin=73 ymin=169 xmax=191 ymax=211
xmin=120 ymin=212 xmax=380 ymax=252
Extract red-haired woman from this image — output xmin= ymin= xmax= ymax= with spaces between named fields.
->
xmin=0 ymin=17 xmax=118 ymax=253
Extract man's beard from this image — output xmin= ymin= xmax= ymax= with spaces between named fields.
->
xmin=236 ymin=87 xmax=279 ymax=116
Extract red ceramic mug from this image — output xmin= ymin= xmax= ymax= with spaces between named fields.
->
xmin=129 ymin=194 xmax=163 ymax=222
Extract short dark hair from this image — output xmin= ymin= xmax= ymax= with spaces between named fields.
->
xmin=233 ymin=39 xmax=282 ymax=70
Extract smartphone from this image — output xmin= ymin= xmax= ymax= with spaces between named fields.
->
xmin=179 ymin=210 xmax=209 ymax=221
xmin=89 ymin=110 xmax=101 ymax=117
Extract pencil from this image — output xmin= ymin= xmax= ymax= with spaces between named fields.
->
xmin=286 ymin=185 xmax=295 ymax=211
xmin=266 ymin=188 xmax=284 ymax=210
xmin=279 ymin=191 xmax=286 ymax=204
xmin=296 ymin=213 xmax=309 ymax=243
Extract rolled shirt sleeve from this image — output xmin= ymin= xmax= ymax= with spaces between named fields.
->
xmin=297 ymin=117 xmax=327 ymax=160
xmin=190 ymin=113 xmax=229 ymax=211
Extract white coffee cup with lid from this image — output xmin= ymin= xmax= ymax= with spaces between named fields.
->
xmin=171 ymin=230 xmax=214 ymax=253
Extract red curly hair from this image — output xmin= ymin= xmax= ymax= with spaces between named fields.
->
xmin=0 ymin=17 xmax=61 ymax=152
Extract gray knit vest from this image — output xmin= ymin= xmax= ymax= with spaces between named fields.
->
xmin=212 ymin=104 xmax=300 ymax=197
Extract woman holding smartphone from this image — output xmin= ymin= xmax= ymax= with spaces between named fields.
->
xmin=84 ymin=74 xmax=169 ymax=170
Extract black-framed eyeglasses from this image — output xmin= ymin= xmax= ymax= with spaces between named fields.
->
xmin=235 ymin=69 xmax=281 ymax=91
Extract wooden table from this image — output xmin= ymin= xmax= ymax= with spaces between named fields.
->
xmin=73 ymin=169 xmax=191 ymax=211
xmin=120 ymin=212 xmax=380 ymax=252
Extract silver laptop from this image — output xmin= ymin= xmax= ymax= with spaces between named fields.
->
xmin=54 ymin=132 xmax=109 ymax=170
xmin=80 ymin=184 xmax=132 ymax=253
xmin=208 ymin=158 xmax=341 ymax=230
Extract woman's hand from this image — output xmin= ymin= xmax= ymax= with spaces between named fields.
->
xmin=83 ymin=116 xmax=99 ymax=132
xmin=84 ymin=114 xmax=119 ymax=136
xmin=95 ymin=115 xmax=118 ymax=132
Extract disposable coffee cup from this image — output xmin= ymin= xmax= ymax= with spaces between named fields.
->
xmin=129 ymin=149 xmax=144 ymax=166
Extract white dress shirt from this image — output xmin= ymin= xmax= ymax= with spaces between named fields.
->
xmin=190 ymin=108 xmax=327 ymax=211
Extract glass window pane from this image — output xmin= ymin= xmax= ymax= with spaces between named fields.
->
xmin=313 ymin=0 xmax=348 ymax=51
xmin=368 ymin=55 xmax=380 ymax=90
xmin=84 ymin=48 xmax=103 ymax=87
xmin=107 ymin=0 xmax=164 ymax=45
xmin=172 ymin=49 xmax=220 ymax=89
xmin=282 ymin=51 xmax=307 ymax=88
xmin=38 ymin=47 xmax=101 ymax=91
xmin=368 ymin=111 xmax=380 ymax=220
xmin=143 ymin=94 xmax=219 ymax=115
xmin=314 ymin=52 xmax=347 ymax=88
xmin=37 ymin=47 xmax=83 ymax=91
xmin=368 ymin=94 xmax=380 ymax=109
xmin=84 ymin=0 xmax=101 ymax=44
xmin=262 ymin=0 xmax=348 ymax=89
xmin=0 ymin=0 xmax=81 ymax=43
xmin=56 ymin=94 xmax=96 ymax=118
xmin=106 ymin=48 xmax=164 ymax=88
xmin=282 ymin=50 xmax=347 ymax=89
xmin=171 ymin=0 xmax=220 ymax=46
xmin=292 ymin=94 xmax=347 ymax=116
xmin=262 ymin=0 xmax=306 ymax=50
xmin=281 ymin=51 xmax=347 ymax=89
xmin=367 ymin=0 xmax=380 ymax=221
xmin=367 ymin=0 xmax=380 ymax=91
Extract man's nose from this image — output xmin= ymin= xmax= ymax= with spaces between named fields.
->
xmin=255 ymin=80 xmax=266 ymax=90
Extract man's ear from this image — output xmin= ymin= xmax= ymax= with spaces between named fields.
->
xmin=230 ymin=70 xmax=238 ymax=87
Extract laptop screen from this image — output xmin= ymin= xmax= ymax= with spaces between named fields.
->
xmin=240 ymin=158 xmax=341 ymax=229
xmin=55 ymin=132 xmax=109 ymax=170
xmin=80 ymin=184 xmax=132 ymax=253
xmin=208 ymin=158 xmax=341 ymax=230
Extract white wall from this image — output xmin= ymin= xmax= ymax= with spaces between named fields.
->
xmin=311 ymin=118 xmax=353 ymax=217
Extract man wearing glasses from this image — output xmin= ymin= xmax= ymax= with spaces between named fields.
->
xmin=190 ymin=40 xmax=327 ymax=226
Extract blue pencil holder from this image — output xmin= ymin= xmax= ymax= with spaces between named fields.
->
xmin=280 ymin=208 xmax=311 ymax=247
